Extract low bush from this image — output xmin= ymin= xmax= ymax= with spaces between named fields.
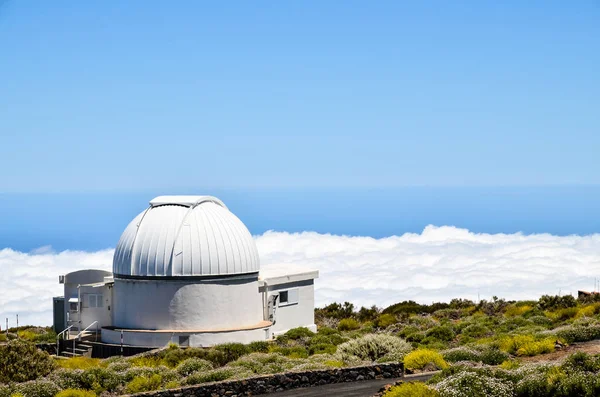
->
xmin=560 ymin=352 xmax=600 ymax=373
xmin=213 ymin=343 xmax=251 ymax=363
xmin=283 ymin=327 xmax=315 ymax=339
xmin=374 ymin=314 xmax=397 ymax=329
xmin=0 ymin=340 xmax=56 ymax=383
xmin=183 ymin=367 xmax=250 ymax=385
xmin=338 ymin=318 xmax=361 ymax=331
xmin=515 ymin=338 xmax=555 ymax=357
xmin=308 ymin=343 xmax=337 ymax=355
xmin=528 ymin=315 xmax=553 ymax=327
xmin=55 ymin=390 xmax=97 ymax=397
xmin=56 ymin=356 xmax=102 ymax=370
xmin=125 ymin=374 xmax=163 ymax=394
xmin=12 ymin=380 xmax=61 ymax=397
xmin=248 ymin=340 xmax=270 ymax=353
xmin=176 ymin=357 xmax=213 ymax=376
xmin=425 ymin=326 xmax=455 ymax=342
xmin=79 ymin=367 xmax=122 ymax=393
xmin=460 ymin=323 xmax=490 ymax=338
xmin=336 ymin=334 xmax=412 ymax=362
xmin=555 ymin=322 xmax=600 ymax=343
xmin=385 ymin=382 xmax=439 ymax=397
xmin=230 ymin=352 xmax=293 ymax=374
xmin=442 ymin=347 xmax=481 ymax=363
xmin=403 ymin=349 xmax=448 ymax=371
xmin=479 ymin=347 xmax=510 ymax=365
xmin=436 ymin=371 xmax=513 ymax=397
xmin=269 ymin=345 xmax=309 ymax=358
xmin=505 ymin=305 xmax=532 ymax=317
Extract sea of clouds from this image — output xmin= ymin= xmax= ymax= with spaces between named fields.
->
xmin=2 ymin=225 xmax=600 ymax=327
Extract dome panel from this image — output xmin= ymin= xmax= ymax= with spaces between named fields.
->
xmin=113 ymin=196 xmax=260 ymax=277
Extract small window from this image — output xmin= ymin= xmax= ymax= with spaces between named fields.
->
xmin=69 ymin=302 xmax=78 ymax=311
xmin=278 ymin=289 xmax=299 ymax=307
xmin=88 ymin=294 xmax=103 ymax=308
xmin=279 ymin=291 xmax=288 ymax=303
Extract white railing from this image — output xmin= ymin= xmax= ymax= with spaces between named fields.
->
xmin=56 ymin=325 xmax=74 ymax=357
xmin=73 ymin=321 xmax=99 ymax=354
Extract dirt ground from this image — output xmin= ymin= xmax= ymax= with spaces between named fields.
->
xmin=521 ymin=340 xmax=600 ymax=363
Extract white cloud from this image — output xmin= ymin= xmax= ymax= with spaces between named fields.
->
xmin=2 ymin=226 xmax=600 ymax=326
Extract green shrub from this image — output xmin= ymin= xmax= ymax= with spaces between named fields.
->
xmin=425 ymin=326 xmax=455 ymax=342
xmin=479 ymin=347 xmax=510 ymax=365
xmin=552 ymin=307 xmax=579 ymax=322
xmin=336 ymin=334 xmax=412 ymax=362
xmin=159 ymin=344 xmax=187 ymax=367
xmin=125 ymin=374 xmax=163 ymax=394
xmin=269 ymin=345 xmax=309 ymax=358
xmin=309 ymin=333 xmax=347 ymax=346
xmin=317 ymin=326 xmax=340 ymax=335
xmin=56 ymin=356 xmax=102 ymax=370
xmin=283 ymin=327 xmax=315 ymax=339
xmin=106 ymin=358 xmax=132 ymax=372
xmin=213 ymin=343 xmax=251 ymax=363
xmin=403 ymin=349 xmax=448 ymax=371
xmin=529 ymin=315 xmax=553 ymax=327
xmin=248 ymin=340 xmax=270 ymax=353
xmin=12 ymin=380 xmax=60 ymax=397
xmin=442 ymin=347 xmax=481 ymax=363
xmin=176 ymin=357 xmax=214 ymax=376
xmin=436 ymin=371 xmax=513 ymax=397
xmin=55 ymin=390 xmax=97 ymax=397
xmin=230 ymin=352 xmax=293 ymax=374
xmin=79 ymin=367 xmax=122 ymax=393
xmin=537 ymin=295 xmax=577 ymax=311
xmin=183 ymin=367 xmax=244 ymax=385
xmin=0 ymin=340 xmax=56 ymax=383
xmin=561 ymin=352 xmax=600 ymax=373
xmin=338 ymin=318 xmax=361 ymax=331
xmin=375 ymin=314 xmax=397 ymax=329
xmin=555 ymin=323 xmax=600 ymax=343
xmin=47 ymin=368 xmax=85 ymax=390
xmin=308 ymin=343 xmax=337 ymax=355
xmin=385 ymin=382 xmax=439 ymax=397
xmin=461 ymin=323 xmax=490 ymax=338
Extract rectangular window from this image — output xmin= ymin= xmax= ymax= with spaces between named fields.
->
xmin=69 ymin=302 xmax=78 ymax=311
xmin=278 ymin=288 xmax=299 ymax=307
xmin=88 ymin=294 xmax=103 ymax=308
xmin=279 ymin=291 xmax=288 ymax=303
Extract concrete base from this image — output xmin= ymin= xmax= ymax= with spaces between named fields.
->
xmin=102 ymin=322 xmax=271 ymax=348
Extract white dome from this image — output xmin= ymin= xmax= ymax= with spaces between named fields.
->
xmin=113 ymin=196 xmax=260 ymax=278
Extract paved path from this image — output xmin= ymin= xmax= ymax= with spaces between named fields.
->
xmin=260 ymin=373 xmax=437 ymax=397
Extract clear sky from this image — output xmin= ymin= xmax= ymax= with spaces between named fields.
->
xmin=1 ymin=1 xmax=598 ymax=191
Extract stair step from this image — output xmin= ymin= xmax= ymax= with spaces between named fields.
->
xmin=76 ymin=344 xmax=94 ymax=349
xmin=61 ymin=352 xmax=81 ymax=357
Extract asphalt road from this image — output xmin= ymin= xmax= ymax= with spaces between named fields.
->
xmin=260 ymin=373 xmax=437 ymax=397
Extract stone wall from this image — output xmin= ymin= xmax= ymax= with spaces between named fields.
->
xmin=125 ymin=362 xmax=403 ymax=397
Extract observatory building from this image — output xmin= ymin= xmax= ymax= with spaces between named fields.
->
xmin=53 ymin=196 xmax=318 ymax=347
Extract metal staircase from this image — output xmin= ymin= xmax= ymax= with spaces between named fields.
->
xmin=56 ymin=322 xmax=99 ymax=357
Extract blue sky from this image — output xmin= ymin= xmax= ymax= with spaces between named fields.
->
xmin=0 ymin=1 xmax=599 ymax=251
xmin=1 ymin=1 xmax=598 ymax=191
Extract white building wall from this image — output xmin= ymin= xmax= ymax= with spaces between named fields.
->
xmin=79 ymin=285 xmax=112 ymax=330
xmin=62 ymin=269 xmax=112 ymax=331
xmin=112 ymin=276 xmax=263 ymax=330
xmin=262 ymin=280 xmax=316 ymax=335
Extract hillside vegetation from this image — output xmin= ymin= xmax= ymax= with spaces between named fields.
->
xmin=2 ymin=293 xmax=600 ymax=396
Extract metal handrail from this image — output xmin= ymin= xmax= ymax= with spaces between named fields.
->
xmin=56 ymin=325 xmax=74 ymax=357
xmin=73 ymin=321 xmax=98 ymax=354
